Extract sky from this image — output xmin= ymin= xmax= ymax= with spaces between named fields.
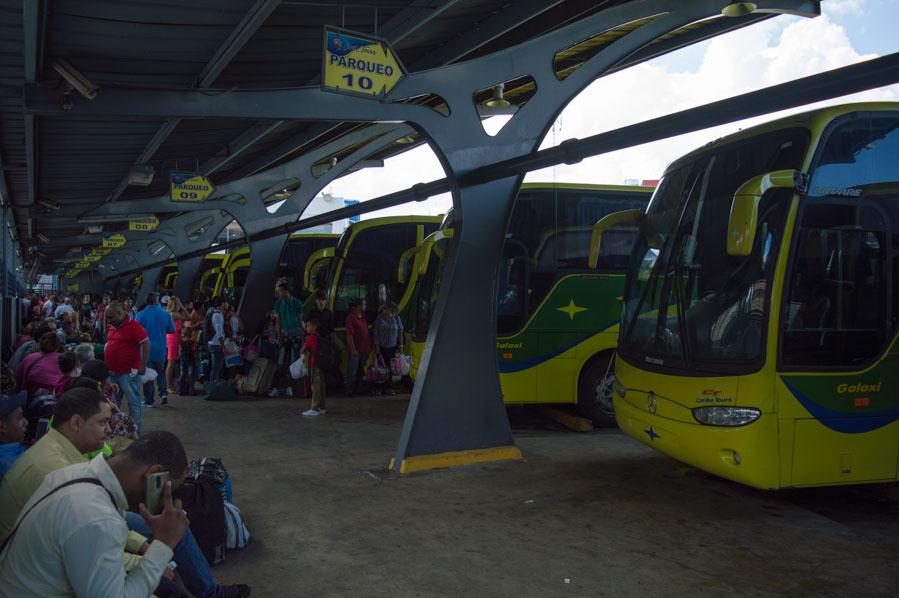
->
xmin=321 ymin=0 xmax=899 ymax=220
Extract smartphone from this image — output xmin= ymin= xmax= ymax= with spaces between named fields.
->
xmin=145 ymin=471 xmax=170 ymax=515
xmin=35 ymin=418 xmax=50 ymax=441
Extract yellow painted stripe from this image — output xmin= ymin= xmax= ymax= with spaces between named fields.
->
xmin=389 ymin=445 xmax=523 ymax=473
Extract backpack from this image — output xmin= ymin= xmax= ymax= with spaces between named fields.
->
xmin=203 ymin=309 xmax=221 ymax=341
xmin=224 ymin=502 xmax=250 ymax=549
xmin=175 ymin=478 xmax=226 ymax=565
xmin=316 ymin=337 xmax=341 ymax=371
xmin=24 ymin=390 xmax=56 ymax=444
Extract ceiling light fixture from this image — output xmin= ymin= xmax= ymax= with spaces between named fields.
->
xmin=127 ymin=165 xmax=155 ymax=186
xmin=52 ymin=59 xmax=100 ymax=99
xmin=485 ymin=84 xmax=510 ymax=108
xmin=37 ymin=198 xmax=60 ymax=210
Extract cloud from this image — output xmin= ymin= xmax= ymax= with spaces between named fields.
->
xmin=525 ymin=13 xmax=897 ymax=185
xmin=329 ymin=12 xmax=896 ymax=215
xmin=825 ymin=0 xmax=867 ymax=17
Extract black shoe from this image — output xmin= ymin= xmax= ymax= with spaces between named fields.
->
xmin=219 ymin=584 xmax=251 ymax=598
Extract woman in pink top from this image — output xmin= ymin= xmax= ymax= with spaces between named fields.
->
xmin=165 ymin=296 xmax=190 ymax=394
xmin=14 ymin=332 xmax=64 ymax=396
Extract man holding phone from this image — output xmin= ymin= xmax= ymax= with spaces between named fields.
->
xmin=0 ymin=431 xmax=190 ymax=597
xmin=0 ymin=387 xmax=251 ymax=598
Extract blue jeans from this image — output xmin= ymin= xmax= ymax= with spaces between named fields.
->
xmin=109 ymin=372 xmax=143 ymax=431
xmin=208 ymin=345 xmax=224 ymax=381
xmin=143 ymin=360 xmax=167 ymax=405
xmin=179 ymin=361 xmax=196 ymax=395
xmin=125 ymin=511 xmax=218 ymax=598
xmin=345 ymin=353 xmax=366 ymax=395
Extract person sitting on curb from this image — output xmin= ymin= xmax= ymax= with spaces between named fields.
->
xmin=0 ymin=387 xmax=252 ymax=598
xmin=0 ymin=430 xmax=188 ymax=598
xmin=0 ymin=392 xmax=28 ymax=485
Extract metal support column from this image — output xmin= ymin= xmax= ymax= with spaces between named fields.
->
xmin=136 ymin=267 xmax=162 ymax=306
xmin=392 ymin=177 xmax=522 ymax=472
xmin=239 ymin=235 xmax=289 ymax=319
xmin=173 ymin=256 xmax=205 ymax=302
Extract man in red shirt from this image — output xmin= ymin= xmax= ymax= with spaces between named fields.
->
xmin=104 ymin=303 xmax=150 ymax=431
xmin=344 ymin=298 xmax=372 ymax=396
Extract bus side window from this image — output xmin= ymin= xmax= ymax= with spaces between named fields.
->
xmin=782 ymin=205 xmax=888 ymax=367
xmin=596 ymin=228 xmax=639 ymax=270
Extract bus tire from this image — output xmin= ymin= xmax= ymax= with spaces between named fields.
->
xmin=577 ymin=355 xmax=617 ymax=427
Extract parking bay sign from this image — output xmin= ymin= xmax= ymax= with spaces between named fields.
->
xmin=171 ymin=173 xmax=215 ymax=202
xmin=322 ymin=27 xmax=406 ymax=98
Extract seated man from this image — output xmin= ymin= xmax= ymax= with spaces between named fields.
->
xmin=0 ymin=431 xmax=189 ymax=597
xmin=0 ymin=391 xmax=28 ymax=484
xmin=0 ymin=387 xmax=251 ymax=598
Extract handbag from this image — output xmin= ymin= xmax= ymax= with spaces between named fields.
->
xmin=365 ymin=354 xmax=390 ymax=384
xmin=242 ymin=334 xmax=260 ymax=362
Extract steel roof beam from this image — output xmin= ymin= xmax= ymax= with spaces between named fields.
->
xmin=22 ymin=0 xmax=40 ymax=209
xmin=376 ymin=0 xmax=460 ymax=46
xmin=100 ymin=0 xmax=283 ymax=205
xmin=103 ymin=48 xmax=899 ymax=278
xmin=195 ymin=1 xmax=460 ymax=185
xmin=218 ymin=0 xmax=565 ymax=182
xmin=200 ymin=120 xmax=285 ymax=175
xmin=408 ymin=0 xmax=567 ymax=70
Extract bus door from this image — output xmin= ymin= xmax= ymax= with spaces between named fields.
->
xmin=780 ymin=111 xmax=899 ymax=485
xmin=497 ymin=239 xmax=536 ymax=402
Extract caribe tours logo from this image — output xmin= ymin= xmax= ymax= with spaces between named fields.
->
xmin=327 ymin=33 xmax=376 ymax=57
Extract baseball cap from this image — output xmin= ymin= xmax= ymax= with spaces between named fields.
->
xmin=0 ymin=390 xmax=27 ymax=418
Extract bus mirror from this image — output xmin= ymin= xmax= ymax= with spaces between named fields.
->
xmin=727 ymin=169 xmax=801 ymax=256
xmin=589 ymin=209 xmax=645 ymax=269
xmin=397 ymin=246 xmax=419 ymax=284
xmin=303 ymin=247 xmax=334 ymax=288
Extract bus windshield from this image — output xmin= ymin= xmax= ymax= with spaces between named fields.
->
xmin=619 ymin=128 xmax=809 ymax=374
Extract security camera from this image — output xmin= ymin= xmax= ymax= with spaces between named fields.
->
xmin=52 ymin=59 xmax=100 ymax=100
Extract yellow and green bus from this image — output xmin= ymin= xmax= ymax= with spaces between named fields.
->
xmin=316 ymin=215 xmax=443 ymax=354
xmin=220 ymin=233 xmax=340 ymax=303
xmin=610 ymin=102 xmax=899 ymax=489
xmin=406 ymin=183 xmax=653 ymax=424
xmin=159 ymin=262 xmax=178 ymax=291
xmin=196 ymin=253 xmax=231 ymax=299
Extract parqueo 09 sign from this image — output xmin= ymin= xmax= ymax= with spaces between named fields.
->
xmin=171 ymin=173 xmax=215 ymax=202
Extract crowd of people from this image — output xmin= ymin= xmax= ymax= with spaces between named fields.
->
xmin=0 ymin=291 xmax=256 ymax=597
xmin=0 ymin=282 xmax=409 ymax=595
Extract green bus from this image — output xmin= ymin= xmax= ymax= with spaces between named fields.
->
xmin=406 ymin=183 xmax=653 ymax=424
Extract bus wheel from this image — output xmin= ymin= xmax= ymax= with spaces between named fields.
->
xmin=577 ymin=357 xmax=617 ymax=427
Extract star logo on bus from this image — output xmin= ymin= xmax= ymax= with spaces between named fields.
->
xmin=644 ymin=426 xmax=660 ymax=442
xmin=557 ymin=299 xmax=587 ymax=320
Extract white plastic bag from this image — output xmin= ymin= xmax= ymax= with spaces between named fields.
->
xmin=398 ymin=354 xmax=413 ymax=376
xmin=224 ymin=501 xmax=250 ymax=549
xmin=289 ymin=354 xmax=308 ymax=379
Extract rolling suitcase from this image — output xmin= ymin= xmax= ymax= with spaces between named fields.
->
xmin=242 ymin=357 xmax=277 ymax=395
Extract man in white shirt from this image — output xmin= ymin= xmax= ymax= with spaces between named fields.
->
xmin=54 ymin=297 xmax=76 ymax=318
xmin=206 ymin=296 xmax=229 ymax=381
xmin=0 ymin=430 xmax=190 ymax=598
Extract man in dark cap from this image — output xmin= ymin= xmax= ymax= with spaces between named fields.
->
xmin=0 ymin=391 xmax=28 ymax=484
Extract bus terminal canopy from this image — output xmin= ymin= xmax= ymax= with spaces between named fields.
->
xmin=11 ymin=0 xmax=899 ymax=472
xmin=1 ymin=0 xmax=825 ymax=286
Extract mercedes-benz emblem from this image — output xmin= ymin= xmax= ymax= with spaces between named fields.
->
xmin=647 ymin=393 xmax=658 ymax=414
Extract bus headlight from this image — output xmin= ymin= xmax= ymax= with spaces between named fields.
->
xmin=692 ymin=406 xmax=760 ymax=427
xmin=613 ymin=379 xmax=627 ymax=398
